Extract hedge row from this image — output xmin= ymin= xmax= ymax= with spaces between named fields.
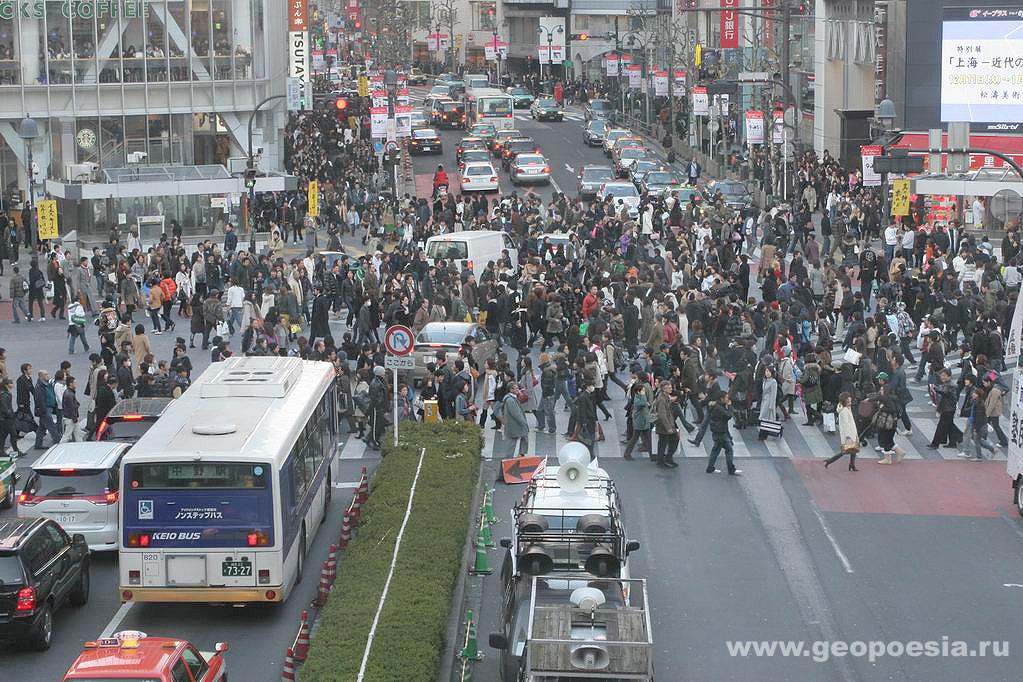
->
xmin=301 ymin=420 xmax=482 ymax=681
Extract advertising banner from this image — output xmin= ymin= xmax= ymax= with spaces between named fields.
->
xmin=288 ymin=0 xmax=308 ymax=32
xmin=772 ymin=109 xmax=785 ymax=143
xmin=860 ymin=144 xmax=883 ymax=187
xmin=720 ymin=0 xmax=739 ymax=49
xmin=653 ymin=70 xmax=668 ymax=96
xmin=307 ymin=180 xmax=319 ymax=217
xmin=627 ymin=64 xmax=642 ymax=89
xmin=744 ymin=110 xmax=765 ymax=144
xmin=36 ymin=199 xmax=59 ymax=240
xmin=693 ymin=86 xmax=709 ymax=116
xmin=395 ymin=104 xmax=413 ymax=137
xmin=371 ymin=89 xmax=388 ymax=108
xmin=673 ymin=70 xmax=687 ymax=89
xmin=891 ymin=178 xmax=911 ymax=216
xmin=606 ymin=54 xmax=619 ymax=76
xmin=370 ymin=107 xmax=388 ymax=138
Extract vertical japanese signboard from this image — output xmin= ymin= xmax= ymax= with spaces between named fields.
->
xmin=653 ymin=70 xmax=668 ymax=96
xmin=720 ymin=0 xmax=739 ymax=49
xmin=891 ymin=178 xmax=911 ymax=216
xmin=606 ymin=54 xmax=619 ymax=77
xmin=36 ymin=200 xmax=59 ymax=240
xmin=627 ymin=63 xmax=642 ymax=89
xmin=307 ymin=180 xmax=319 ymax=217
xmin=289 ymin=0 xmax=309 ymax=104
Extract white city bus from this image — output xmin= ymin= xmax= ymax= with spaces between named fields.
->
xmin=118 ymin=356 xmax=339 ymax=604
xmin=465 ymin=87 xmax=515 ymax=130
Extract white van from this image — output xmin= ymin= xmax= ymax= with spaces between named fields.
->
xmin=425 ymin=230 xmax=518 ymax=278
xmin=18 ymin=442 xmax=130 ymax=551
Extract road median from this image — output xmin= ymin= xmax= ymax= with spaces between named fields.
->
xmin=301 ymin=421 xmax=482 ymax=682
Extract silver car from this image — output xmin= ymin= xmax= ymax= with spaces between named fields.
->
xmin=412 ymin=322 xmax=499 ymax=383
xmin=578 ymin=164 xmax=615 ymax=199
xmin=18 ymin=442 xmax=131 ymax=551
xmin=510 ymin=154 xmax=551 ymax=185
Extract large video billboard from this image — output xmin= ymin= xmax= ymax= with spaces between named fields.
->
xmin=941 ymin=7 xmax=1023 ymax=124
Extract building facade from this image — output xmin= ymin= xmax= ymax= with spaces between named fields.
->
xmin=0 ymin=0 xmax=289 ymax=234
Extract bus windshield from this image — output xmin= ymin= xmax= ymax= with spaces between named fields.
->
xmin=481 ymin=97 xmax=512 ymax=116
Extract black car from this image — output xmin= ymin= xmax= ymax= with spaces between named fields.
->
xmin=500 ymin=138 xmax=541 ymax=170
xmin=584 ymin=98 xmax=612 ymax=121
xmin=0 ymin=518 xmax=90 ymax=650
xmin=432 ymin=100 xmax=466 ymax=128
xmin=409 ymin=128 xmax=443 ymax=154
xmin=583 ymin=119 xmax=606 ymax=146
xmin=529 ymin=98 xmax=563 ymax=121
xmin=94 ymin=397 xmax=171 ymax=444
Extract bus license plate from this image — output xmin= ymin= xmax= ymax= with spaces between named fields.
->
xmin=222 ymin=560 xmax=252 ymax=577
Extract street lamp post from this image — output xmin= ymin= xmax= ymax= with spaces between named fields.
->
xmin=875 ymin=97 xmax=897 ymax=229
xmin=536 ymin=24 xmax=563 ymax=84
xmin=246 ymin=95 xmax=286 ymax=253
xmin=18 ymin=115 xmax=40 ymax=250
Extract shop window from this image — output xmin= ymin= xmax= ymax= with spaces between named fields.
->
xmin=0 ymin=16 xmax=16 ymax=84
xmin=47 ymin=1 xmax=73 ymax=84
xmin=145 ymin=3 xmax=168 ymax=82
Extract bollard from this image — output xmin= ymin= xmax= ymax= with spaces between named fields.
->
xmin=339 ymin=510 xmax=353 ymax=549
xmin=483 ymin=487 xmax=497 ymax=526
xmin=281 ymin=648 xmax=296 ymax=681
xmin=357 ymin=466 xmax=369 ymax=504
xmin=293 ymin=611 xmax=311 ymax=661
xmin=313 ymin=560 xmax=331 ymax=607
xmin=480 ymin=514 xmax=494 ymax=548
xmin=325 ymin=544 xmax=338 ymax=584
xmin=458 ymin=609 xmax=483 ymax=661
xmin=468 ymin=527 xmax=492 ymax=575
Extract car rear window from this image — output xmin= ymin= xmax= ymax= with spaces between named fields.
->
xmin=516 ymin=155 xmax=545 ymax=165
xmin=583 ymin=168 xmax=613 ymax=181
xmin=98 ymin=419 xmax=154 ymax=442
xmin=427 ymin=240 xmax=469 ymax=260
xmin=440 ymin=102 xmax=463 ymax=112
xmin=413 ymin=129 xmax=437 ymax=139
xmin=0 ymin=554 xmax=25 ymax=586
xmin=590 ymin=100 xmax=610 ymax=110
xmin=416 ymin=327 xmax=469 ymax=345
xmin=466 ymin=165 xmax=494 ymax=175
xmin=647 ymin=171 xmax=678 ymax=184
xmin=25 ymin=470 xmax=109 ymax=498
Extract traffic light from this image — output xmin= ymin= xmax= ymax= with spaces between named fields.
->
xmin=334 ymin=97 xmax=349 ymax=119
xmin=243 ymin=167 xmax=257 ymax=190
xmin=682 ymin=0 xmax=698 ymax=7
xmin=354 ymin=19 xmax=362 ymax=30
xmin=570 ymin=33 xmax=589 ymax=41
xmin=792 ymin=0 xmax=810 ymax=13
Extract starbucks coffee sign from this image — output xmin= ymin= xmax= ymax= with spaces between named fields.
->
xmin=0 ymin=1 xmax=150 ymax=20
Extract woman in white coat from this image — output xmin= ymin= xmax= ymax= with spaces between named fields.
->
xmin=757 ymin=367 xmax=781 ymax=440
xmin=824 ymin=392 xmax=859 ymax=471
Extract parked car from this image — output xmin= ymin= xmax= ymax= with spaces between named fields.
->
xmin=491 ymin=129 xmax=522 ymax=156
xmin=510 ymin=154 xmax=551 ymax=185
xmin=18 ymin=442 xmax=130 ymax=552
xmin=430 ymin=99 xmax=465 ymax=128
xmin=597 ymin=181 xmax=641 ymax=218
xmin=458 ymin=149 xmax=492 ymax=171
xmin=705 ymin=179 xmax=755 ymax=212
xmin=94 ymin=397 xmax=171 ymax=444
xmin=642 ymin=169 xmax=686 ymax=198
xmin=412 ymin=322 xmax=499 ymax=383
xmin=602 ymin=128 xmax=632 ymax=156
xmin=577 ymin=164 xmax=615 ymax=200
xmin=500 ymin=138 xmax=541 ymax=170
xmin=613 ymin=145 xmax=652 ymax=177
xmin=583 ymin=119 xmax=606 ymax=146
xmin=0 ymin=518 xmax=90 ymax=650
xmin=407 ymin=68 xmax=429 ymax=85
xmin=507 ymin=85 xmax=534 ymax=108
xmin=62 ymin=631 xmax=229 ymax=682
xmin=409 ymin=128 xmax=442 ymax=154
xmin=410 ymin=110 xmax=428 ymax=129
xmin=467 ymin=122 xmax=497 ymax=144
xmin=585 ymin=98 xmax=613 ymax=121
xmin=628 ymin=159 xmax=664 ymax=188
xmin=529 ymin=98 xmax=563 ymax=121
xmin=460 ymin=162 xmax=500 ymax=193
xmin=456 ymin=136 xmax=489 ymax=163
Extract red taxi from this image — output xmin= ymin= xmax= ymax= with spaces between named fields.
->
xmin=63 ymin=631 xmax=228 ymax=682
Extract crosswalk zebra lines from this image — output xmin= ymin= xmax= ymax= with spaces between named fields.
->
xmin=513 ymin=112 xmax=585 ymax=123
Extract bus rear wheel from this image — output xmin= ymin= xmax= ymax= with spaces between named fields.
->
xmin=296 ymin=532 xmax=306 ymax=584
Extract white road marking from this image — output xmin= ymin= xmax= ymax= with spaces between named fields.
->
xmin=99 ymin=601 xmax=135 ymax=638
xmin=339 ymin=434 xmax=367 ymax=460
xmin=565 ymin=163 xmax=575 ymax=175
xmin=811 ymin=502 xmax=855 ymax=574
xmin=356 ymin=447 xmax=426 ymax=682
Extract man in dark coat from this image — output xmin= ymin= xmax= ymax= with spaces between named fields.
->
xmin=310 ymin=287 xmax=331 ymax=341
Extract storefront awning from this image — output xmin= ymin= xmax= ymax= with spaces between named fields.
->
xmin=44 ymin=166 xmax=298 ymax=201
xmin=911 ymin=168 xmax=1023 ymax=198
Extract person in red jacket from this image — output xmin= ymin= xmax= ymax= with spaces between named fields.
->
xmin=581 ymin=286 xmax=600 ymax=320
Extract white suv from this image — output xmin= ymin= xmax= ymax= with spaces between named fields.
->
xmin=18 ymin=442 xmax=130 ymax=552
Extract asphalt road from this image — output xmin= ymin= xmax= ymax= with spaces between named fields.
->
xmin=0 ymin=314 xmax=378 ymax=680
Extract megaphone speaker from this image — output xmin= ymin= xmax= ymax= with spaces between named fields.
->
xmin=519 ymin=545 xmax=553 ymax=575
xmin=569 ymin=644 xmax=611 ymax=671
xmin=584 ymin=545 xmax=620 ymax=577
xmin=557 ymin=453 xmax=589 ymax=494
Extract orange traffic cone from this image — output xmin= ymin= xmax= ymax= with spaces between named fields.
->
xmin=293 ymin=611 xmax=310 ymax=661
xmin=281 ymin=648 xmax=296 ymax=681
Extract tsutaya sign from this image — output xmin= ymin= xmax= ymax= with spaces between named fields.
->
xmin=0 ymin=1 xmax=151 ymax=19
